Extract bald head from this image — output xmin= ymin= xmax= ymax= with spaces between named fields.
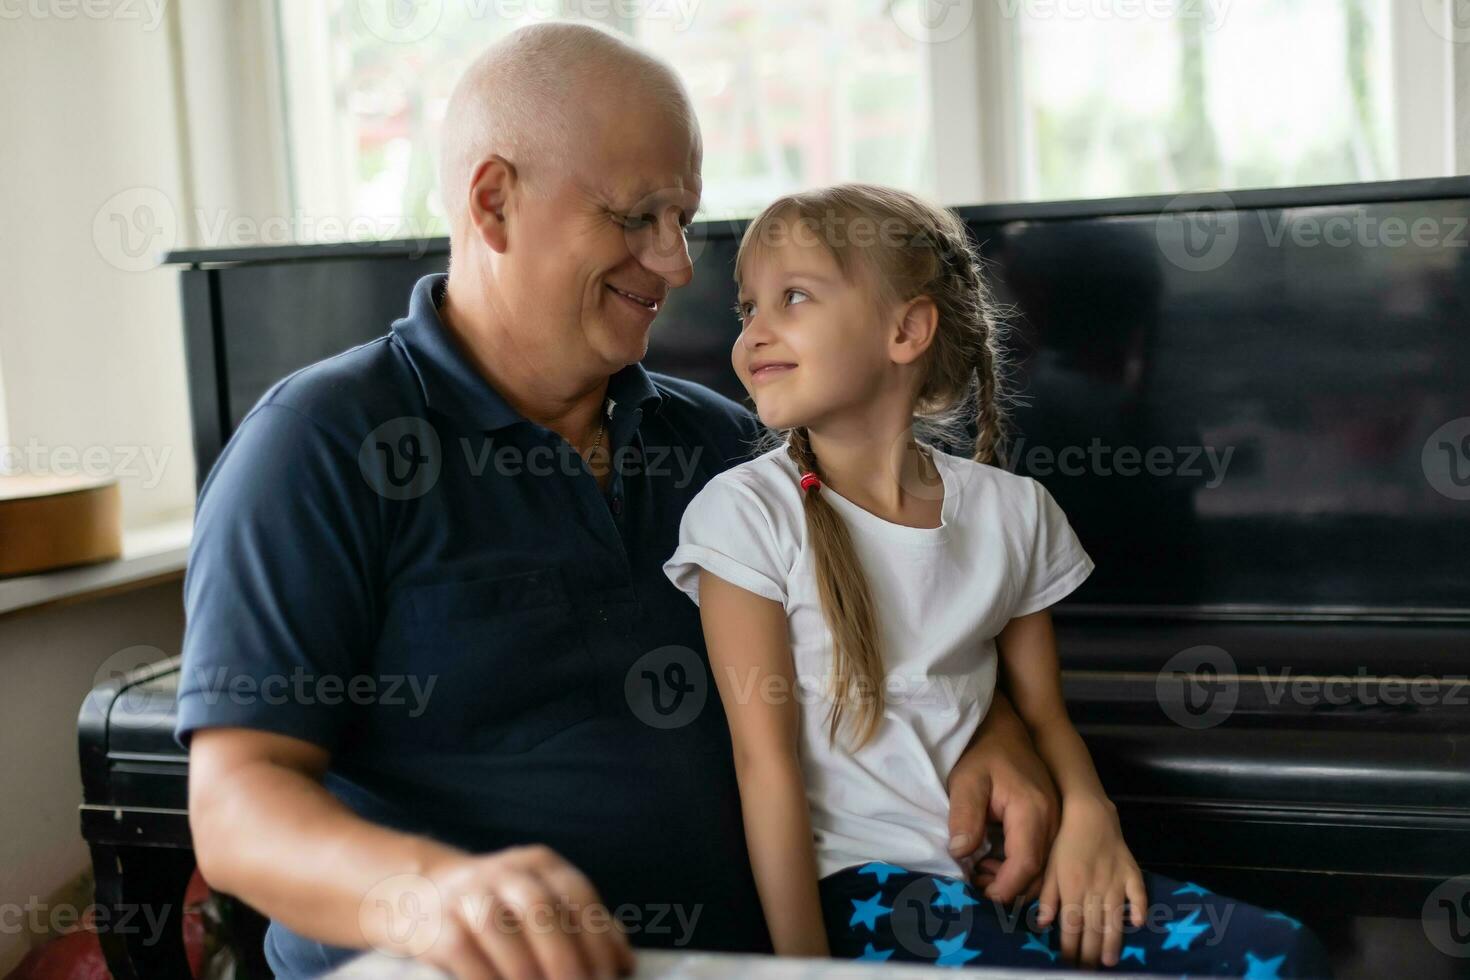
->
xmin=438 ymin=20 xmax=698 ymax=238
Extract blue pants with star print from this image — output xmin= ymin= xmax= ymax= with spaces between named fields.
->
xmin=819 ymin=863 xmax=1334 ymax=978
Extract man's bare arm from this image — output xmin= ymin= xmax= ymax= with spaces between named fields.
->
xmin=189 ymin=728 xmax=634 ymax=980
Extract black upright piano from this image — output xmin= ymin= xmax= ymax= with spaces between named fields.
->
xmin=80 ymin=176 xmax=1470 ymax=979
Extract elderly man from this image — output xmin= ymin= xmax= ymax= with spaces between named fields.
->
xmin=177 ymin=22 xmax=1060 ymax=980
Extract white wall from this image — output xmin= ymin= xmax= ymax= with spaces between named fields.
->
xmin=0 ymin=580 xmax=185 ymax=976
xmin=0 ymin=5 xmax=195 ymax=530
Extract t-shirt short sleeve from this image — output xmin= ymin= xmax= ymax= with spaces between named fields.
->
xmin=173 ymin=402 xmax=380 ymax=752
xmin=663 ymin=474 xmax=790 ymax=606
xmin=1012 ymin=477 xmax=1094 ymax=618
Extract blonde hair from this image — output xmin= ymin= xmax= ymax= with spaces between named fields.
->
xmin=734 ymin=183 xmax=1014 ymax=748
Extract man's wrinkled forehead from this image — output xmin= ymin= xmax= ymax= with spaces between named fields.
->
xmin=574 ymin=100 xmax=702 ymax=204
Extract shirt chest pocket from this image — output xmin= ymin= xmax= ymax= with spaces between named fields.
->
xmin=377 ymin=568 xmax=598 ymax=754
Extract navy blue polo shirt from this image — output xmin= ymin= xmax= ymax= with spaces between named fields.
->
xmin=175 ymin=273 xmax=771 ymax=977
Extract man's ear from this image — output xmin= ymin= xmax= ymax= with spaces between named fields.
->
xmin=466 ymin=154 xmax=516 ymax=254
xmin=890 ymin=295 xmax=939 ymax=366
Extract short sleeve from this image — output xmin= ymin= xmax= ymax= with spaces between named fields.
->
xmin=663 ymin=475 xmax=790 ymax=605
xmin=173 ymin=402 xmax=381 ymax=751
xmin=1012 ymin=477 xmax=1094 ymax=618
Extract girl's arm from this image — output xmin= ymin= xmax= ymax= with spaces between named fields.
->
xmin=994 ymin=609 xmax=1110 ymax=806
xmin=698 ymin=568 xmax=830 ymax=958
xmin=993 ymin=608 xmax=1147 ymax=970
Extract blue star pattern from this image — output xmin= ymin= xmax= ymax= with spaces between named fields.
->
xmin=857 ymin=862 xmax=906 ymax=885
xmin=1162 ymin=908 xmax=1211 ymax=951
xmin=1020 ymin=933 xmax=1057 ymax=962
xmin=848 ymin=892 xmax=892 ymax=932
xmin=818 ymin=865 xmax=1332 ymax=977
xmin=1243 ymin=951 xmax=1287 ymax=979
xmin=1264 ymin=910 xmax=1302 ymax=930
xmin=932 ymin=932 xmax=980 ymax=967
xmin=931 ymin=877 xmax=979 ymax=910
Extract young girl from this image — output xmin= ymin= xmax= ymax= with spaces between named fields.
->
xmin=662 ymin=185 xmax=1334 ymax=977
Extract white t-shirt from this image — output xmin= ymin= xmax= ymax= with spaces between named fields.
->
xmin=662 ymin=444 xmax=1094 ymax=880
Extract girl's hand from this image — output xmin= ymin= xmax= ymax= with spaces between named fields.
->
xmin=1034 ymin=795 xmax=1147 ymax=970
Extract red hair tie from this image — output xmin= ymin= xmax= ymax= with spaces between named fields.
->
xmin=799 ymin=472 xmax=822 ymax=493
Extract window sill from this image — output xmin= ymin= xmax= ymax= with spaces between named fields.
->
xmin=0 ymin=517 xmax=192 ymax=619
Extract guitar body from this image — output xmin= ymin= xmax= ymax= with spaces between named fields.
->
xmin=0 ymin=474 xmax=122 ymax=577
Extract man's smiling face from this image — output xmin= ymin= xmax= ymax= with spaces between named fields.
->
xmin=505 ymin=97 xmax=703 ymax=376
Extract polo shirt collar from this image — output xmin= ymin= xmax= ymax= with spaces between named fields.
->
xmin=391 ymin=274 xmax=663 ymax=432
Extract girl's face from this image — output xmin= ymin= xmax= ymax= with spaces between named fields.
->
xmin=733 ymin=234 xmax=896 ymax=432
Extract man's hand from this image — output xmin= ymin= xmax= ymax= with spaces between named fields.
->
xmin=380 ymin=846 xmax=635 ymax=980
xmin=189 ymin=728 xmax=633 ymax=980
xmin=946 ymin=690 xmax=1060 ymax=905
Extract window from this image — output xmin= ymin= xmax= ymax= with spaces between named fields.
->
xmin=1011 ymin=0 xmax=1399 ymax=202
xmin=275 ymin=0 xmax=935 ymax=238
xmin=273 ymin=0 xmax=1451 ymax=243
